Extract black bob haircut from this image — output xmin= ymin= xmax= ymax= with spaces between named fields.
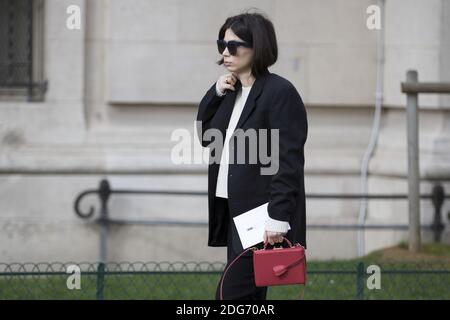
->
xmin=216 ymin=10 xmax=278 ymax=78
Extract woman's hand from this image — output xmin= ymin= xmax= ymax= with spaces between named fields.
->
xmin=263 ymin=230 xmax=286 ymax=246
xmin=217 ymin=72 xmax=238 ymax=94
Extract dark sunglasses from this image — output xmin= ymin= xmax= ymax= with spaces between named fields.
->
xmin=217 ymin=39 xmax=252 ymax=56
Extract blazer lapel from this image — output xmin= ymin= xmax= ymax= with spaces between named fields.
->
xmin=216 ymin=85 xmax=238 ymax=141
xmin=216 ymin=70 xmax=271 ymax=140
xmin=234 ymin=70 xmax=270 ymax=130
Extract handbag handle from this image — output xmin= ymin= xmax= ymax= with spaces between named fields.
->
xmin=263 ymin=236 xmax=293 ymax=249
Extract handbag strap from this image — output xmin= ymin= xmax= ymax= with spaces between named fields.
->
xmin=219 ymin=246 xmax=257 ymax=300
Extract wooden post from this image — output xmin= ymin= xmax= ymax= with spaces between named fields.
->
xmin=405 ymin=70 xmax=421 ymax=253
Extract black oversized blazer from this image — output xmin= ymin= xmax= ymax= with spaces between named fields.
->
xmin=196 ymin=69 xmax=308 ymax=249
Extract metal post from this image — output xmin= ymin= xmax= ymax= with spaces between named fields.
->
xmin=356 ymin=262 xmax=365 ymax=300
xmin=405 ymin=70 xmax=421 ymax=253
xmin=98 ymin=179 xmax=111 ymax=264
xmin=96 ymin=262 xmax=105 ymax=300
xmin=431 ymin=184 xmax=445 ymax=243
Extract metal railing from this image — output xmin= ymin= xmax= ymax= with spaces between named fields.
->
xmin=74 ymin=178 xmax=450 ymax=263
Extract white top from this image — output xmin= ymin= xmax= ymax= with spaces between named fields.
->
xmin=213 ymin=81 xmax=291 ymax=234
xmin=215 ymin=84 xmax=251 ymax=198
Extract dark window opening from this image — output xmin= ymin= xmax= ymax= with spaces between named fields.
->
xmin=0 ymin=0 xmax=46 ymax=102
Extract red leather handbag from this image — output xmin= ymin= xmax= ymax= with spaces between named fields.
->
xmin=253 ymin=237 xmax=306 ymax=287
xmin=219 ymin=237 xmax=306 ymax=299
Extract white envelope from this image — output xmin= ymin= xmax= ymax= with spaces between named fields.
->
xmin=233 ymin=202 xmax=291 ymax=249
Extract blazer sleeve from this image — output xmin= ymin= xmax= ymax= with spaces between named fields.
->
xmin=267 ymin=84 xmax=308 ymax=222
xmin=196 ymin=81 xmax=226 ymax=148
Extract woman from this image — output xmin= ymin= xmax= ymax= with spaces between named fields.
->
xmin=196 ymin=11 xmax=308 ymax=300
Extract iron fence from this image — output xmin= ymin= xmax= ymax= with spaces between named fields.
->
xmin=73 ymin=179 xmax=450 ymax=263
xmin=1 ymin=261 xmax=449 ymax=300
xmin=4 ymin=178 xmax=450 ymax=299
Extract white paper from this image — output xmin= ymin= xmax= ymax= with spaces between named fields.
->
xmin=233 ymin=202 xmax=291 ymax=249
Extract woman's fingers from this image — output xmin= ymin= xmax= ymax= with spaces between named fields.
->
xmin=217 ymin=73 xmax=237 ymax=92
xmin=267 ymin=232 xmax=274 ymax=245
xmin=228 ymin=72 xmax=237 ymax=83
xmin=223 ymin=83 xmax=235 ymax=91
xmin=266 ymin=231 xmax=285 ymax=245
xmin=225 ymin=74 xmax=237 ymax=86
xmin=223 ymin=73 xmax=236 ymax=83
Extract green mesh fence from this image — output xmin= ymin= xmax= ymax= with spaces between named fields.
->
xmin=0 ymin=261 xmax=449 ymax=300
